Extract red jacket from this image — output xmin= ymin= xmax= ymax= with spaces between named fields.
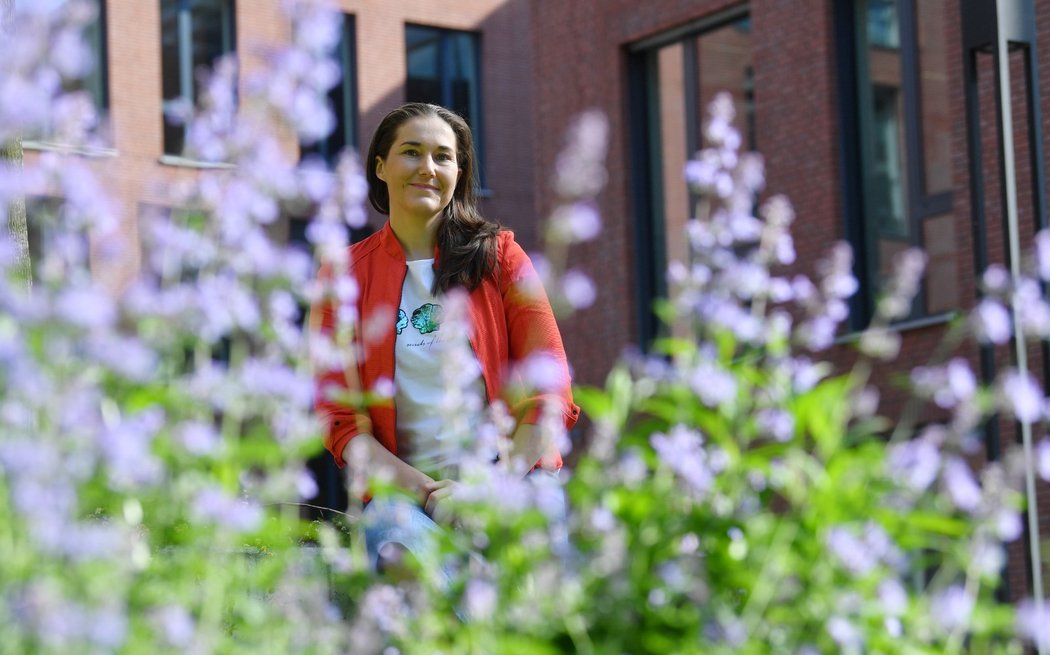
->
xmin=312 ymin=222 xmax=580 ymax=469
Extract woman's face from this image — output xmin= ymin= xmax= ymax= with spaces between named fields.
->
xmin=375 ymin=114 xmax=461 ymax=223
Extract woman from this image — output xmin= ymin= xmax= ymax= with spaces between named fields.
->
xmin=312 ymin=103 xmax=579 ymax=570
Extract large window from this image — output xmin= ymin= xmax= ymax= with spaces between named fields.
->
xmin=301 ymin=13 xmax=357 ymax=166
xmin=628 ymin=10 xmax=754 ymax=346
xmin=404 ymin=24 xmax=484 ymax=183
xmin=160 ymin=0 xmax=237 ymax=157
xmin=843 ymin=0 xmax=955 ymax=325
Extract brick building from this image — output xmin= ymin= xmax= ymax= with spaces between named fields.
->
xmin=18 ymin=0 xmax=1050 ymax=599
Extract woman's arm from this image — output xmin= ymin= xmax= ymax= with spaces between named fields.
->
xmin=342 ymin=434 xmax=435 ymax=504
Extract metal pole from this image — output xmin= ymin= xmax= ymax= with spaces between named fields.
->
xmin=994 ymin=3 xmax=1045 ymax=636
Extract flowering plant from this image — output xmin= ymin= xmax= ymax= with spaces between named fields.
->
xmin=2 ymin=1 xmax=1049 ymax=654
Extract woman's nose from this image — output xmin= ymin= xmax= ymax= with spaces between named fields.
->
xmin=418 ymin=155 xmax=436 ymax=176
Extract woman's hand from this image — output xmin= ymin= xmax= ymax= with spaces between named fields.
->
xmin=423 ymin=479 xmax=461 ymax=527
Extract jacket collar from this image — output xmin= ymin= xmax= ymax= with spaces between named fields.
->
xmin=378 ymin=220 xmax=441 ymax=262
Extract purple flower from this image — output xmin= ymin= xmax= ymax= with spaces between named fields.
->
xmin=463 ymin=579 xmax=497 ymax=621
xmin=562 ymin=270 xmax=596 ymax=309
xmin=152 ymin=605 xmax=196 ymax=648
xmin=1038 ymin=439 xmax=1050 ymax=482
xmin=878 ymin=579 xmax=907 ymax=616
xmin=756 ymin=408 xmax=794 ymax=442
xmin=687 ymin=361 xmax=737 ymax=408
xmin=191 ymin=486 xmax=263 ymax=532
xmin=827 ymin=616 xmax=861 ymax=650
xmin=651 ymin=425 xmax=713 ymax=496
xmin=876 ymin=248 xmax=926 ymax=320
xmin=1016 ymin=278 xmax=1050 ymax=338
xmin=983 ymin=264 xmax=1011 ymax=294
xmin=99 ymin=408 xmax=165 ymax=490
xmin=888 ymin=436 xmax=941 ymax=492
xmin=1000 ymin=370 xmax=1044 ymax=424
xmin=54 ymin=284 xmax=116 ymax=330
xmin=552 ymin=110 xmax=608 ymax=200
xmin=817 ymin=242 xmax=858 ymax=300
xmin=971 ymin=298 xmax=1012 ymax=344
xmin=1017 ymin=598 xmax=1050 ymax=650
xmin=517 ymin=352 xmax=567 ymax=393
xmin=177 ymin=421 xmax=220 ymax=455
xmin=826 ymin=527 xmax=877 ymax=575
xmin=550 ymin=202 xmax=601 ymax=242
xmin=931 ymin=585 xmax=974 ymax=634
xmin=943 ymin=457 xmax=981 ymax=513
xmin=1036 ymin=231 xmax=1050 ymax=282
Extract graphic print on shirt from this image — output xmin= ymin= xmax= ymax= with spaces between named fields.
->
xmin=395 ymin=303 xmax=443 ymax=337
xmin=411 ymin=303 xmax=442 ymax=334
xmin=396 ymin=308 xmax=409 ymax=334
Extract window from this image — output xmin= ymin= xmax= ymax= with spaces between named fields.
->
xmin=627 ymin=10 xmax=754 ymax=346
xmin=842 ymin=0 xmax=955 ymax=325
xmin=301 ymin=13 xmax=358 ymax=166
xmin=160 ymin=0 xmax=236 ymax=157
xmin=404 ymin=24 xmax=484 ymax=183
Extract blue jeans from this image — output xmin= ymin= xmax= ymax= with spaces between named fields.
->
xmin=362 ymin=470 xmax=569 ymax=577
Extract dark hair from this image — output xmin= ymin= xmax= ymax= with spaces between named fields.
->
xmin=366 ymin=102 xmax=499 ymax=293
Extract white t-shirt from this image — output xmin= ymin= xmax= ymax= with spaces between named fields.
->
xmin=394 ymin=258 xmax=486 ymax=476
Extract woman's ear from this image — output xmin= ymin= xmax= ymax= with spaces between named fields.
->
xmin=375 ymin=156 xmax=386 ymax=181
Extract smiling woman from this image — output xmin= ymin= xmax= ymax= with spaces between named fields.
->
xmin=312 ymin=102 xmax=581 ymax=574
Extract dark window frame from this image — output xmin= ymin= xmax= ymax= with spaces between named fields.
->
xmin=82 ymin=0 xmax=110 ymax=112
xmin=626 ymin=6 xmax=753 ymax=348
xmin=838 ymin=0 xmax=955 ymax=328
xmin=404 ymin=23 xmax=485 ymax=187
xmin=160 ymin=0 xmax=237 ymax=157
xmin=301 ymin=13 xmax=358 ymax=166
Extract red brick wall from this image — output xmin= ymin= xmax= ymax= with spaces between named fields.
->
xmin=25 ymin=0 xmax=537 ymax=292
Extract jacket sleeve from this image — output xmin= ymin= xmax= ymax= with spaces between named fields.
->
xmin=498 ymin=232 xmax=581 ymax=433
xmin=310 ymin=260 xmax=372 ymax=469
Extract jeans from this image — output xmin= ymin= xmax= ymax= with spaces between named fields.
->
xmin=362 ymin=469 xmax=569 ymax=577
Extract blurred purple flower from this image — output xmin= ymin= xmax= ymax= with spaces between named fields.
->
xmin=1036 ymin=231 xmax=1050 ymax=282
xmin=552 ymin=110 xmax=608 ymax=200
xmin=517 ymin=352 xmax=567 ymax=393
xmin=826 ymin=527 xmax=877 ymax=576
xmin=100 ymin=408 xmax=165 ymax=489
xmin=971 ymin=298 xmax=1012 ymax=345
xmin=827 ymin=616 xmax=861 ymax=650
xmin=931 ymin=585 xmax=974 ymax=634
xmin=1015 ymin=278 xmax=1050 ymax=338
xmin=687 ymin=361 xmax=737 ymax=408
xmin=177 ymin=421 xmax=220 ymax=455
xmin=888 ymin=436 xmax=941 ymax=492
xmin=756 ymin=408 xmax=794 ymax=442
xmin=943 ymin=457 xmax=981 ymax=513
xmin=1017 ymin=598 xmax=1050 ymax=650
xmin=464 ymin=579 xmax=497 ymax=621
xmin=876 ymin=248 xmax=926 ymax=320
xmin=153 ymin=604 xmax=196 ymax=648
xmin=878 ymin=579 xmax=907 ymax=616
xmin=1000 ymin=370 xmax=1043 ymax=424
xmin=191 ymin=486 xmax=263 ymax=532
xmin=562 ymin=270 xmax=596 ymax=309
xmin=651 ymin=425 xmax=713 ymax=496
xmin=550 ymin=202 xmax=601 ymax=243
xmin=1038 ymin=439 xmax=1050 ymax=482
xmin=54 ymin=284 xmax=116 ymax=330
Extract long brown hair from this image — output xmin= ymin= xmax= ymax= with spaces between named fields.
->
xmin=366 ymin=103 xmax=499 ymax=293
